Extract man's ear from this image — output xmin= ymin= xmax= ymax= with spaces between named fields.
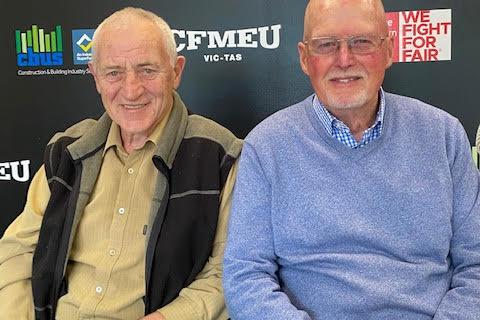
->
xmin=88 ymin=62 xmax=102 ymax=94
xmin=385 ymin=36 xmax=394 ymax=69
xmin=298 ymin=42 xmax=310 ymax=76
xmin=173 ymin=56 xmax=186 ymax=89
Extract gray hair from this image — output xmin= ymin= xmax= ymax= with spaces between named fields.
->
xmin=91 ymin=7 xmax=177 ymax=66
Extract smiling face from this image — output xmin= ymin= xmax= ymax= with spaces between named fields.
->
xmin=298 ymin=0 xmax=393 ymax=114
xmin=89 ymin=18 xmax=185 ymax=141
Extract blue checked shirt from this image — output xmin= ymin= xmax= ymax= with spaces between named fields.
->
xmin=313 ymin=89 xmax=385 ymax=149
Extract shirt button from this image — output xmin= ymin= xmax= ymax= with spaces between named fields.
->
xmin=118 ymin=208 xmax=125 ymax=214
xmin=109 ymin=249 xmax=116 ymax=256
xmin=95 ymin=286 xmax=103 ymax=293
xmin=127 ymin=168 xmax=134 ymax=174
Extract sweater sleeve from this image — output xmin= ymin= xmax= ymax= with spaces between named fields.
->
xmin=156 ymin=162 xmax=238 ymax=320
xmin=0 ymin=165 xmax=50 ymax=319
xmin=433 ymin=120 xmax=480 ymax=319
xmin=223 ymin=142 xmax=311 ymax=320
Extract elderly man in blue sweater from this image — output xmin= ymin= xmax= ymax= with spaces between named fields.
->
xmin=223 ymin=0 xmax=480 ymax=319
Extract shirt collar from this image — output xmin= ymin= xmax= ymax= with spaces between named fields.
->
xmin=103 ymin=122 xmax=124 ymax=157
xmin=102 ymin=105 xmax=173 ymax=157
xmin=312 ymin=88 xmax=386 ymax=136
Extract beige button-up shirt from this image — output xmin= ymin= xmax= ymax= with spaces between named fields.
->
xmin=0 ymin=109 xmax=236 ymax=319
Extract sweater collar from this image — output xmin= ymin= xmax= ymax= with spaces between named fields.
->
xmin=312 ymin=88 xmax=386 ymax=138
xmin=66 ymin=90 xmax=187 ymax=169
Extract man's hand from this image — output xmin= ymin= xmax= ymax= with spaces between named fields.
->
xmin=139 ymin=311 xmax=166 ymax=320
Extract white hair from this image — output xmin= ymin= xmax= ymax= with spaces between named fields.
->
xmin=91 ymin=7 xmax=177 ymax=65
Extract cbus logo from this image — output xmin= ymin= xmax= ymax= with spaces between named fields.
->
xmin=15 ymin=25 xmax=64 ymax=67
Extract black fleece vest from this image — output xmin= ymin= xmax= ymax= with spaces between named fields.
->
xmin=31 ymin=134 xmax=237 ymax=319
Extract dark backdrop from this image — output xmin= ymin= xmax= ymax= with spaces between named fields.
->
xmin=1 ymin=0 xmax=478 ymax=235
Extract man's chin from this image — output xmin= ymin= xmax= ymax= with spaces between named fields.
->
xmin=323 ymin=92 xmax=369 ymax=111
xmin=326 ymin=100 xmax=365 ymax=110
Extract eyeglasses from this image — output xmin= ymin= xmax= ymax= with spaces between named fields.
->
xmin=304 ymin=35 xmax=388 ymax=55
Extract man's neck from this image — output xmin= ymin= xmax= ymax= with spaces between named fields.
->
xmin=326 ymin=92 xmax=381 ymax=142
xmin=330 ymin=106 xmax=378 ymax=142
xmin=121 ymin=132 xmax=150 ymax=154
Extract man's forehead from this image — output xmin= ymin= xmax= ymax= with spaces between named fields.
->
xmin=102 ymin=25 xmax=162 ymax=43
xmin=97 ymin=50 xmax=163 ymax=67
xmin=95 ymin=48 xmax=168 ymax=72
xmin=99 ymin=39 xmax=162 ymax=53
xmin=95 ymin=31 xmax=167 ymax=63
xmin=307 ymin=0 xmax=382 ymax=11
xmin=305 ymin=0 xmax=385 ymax=36
xmin=308 ymin=15 xmax=379 ymax=36
xmin=98 ymin=18 xmax=163 ymax=45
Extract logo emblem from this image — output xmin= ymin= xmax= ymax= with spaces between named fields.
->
xmin=72 ymin=29 xmax=95 ymax=65
xmin=77 ymin=34 xmax=92 ymax=52
xmin=386 ymin=9 xmax=452 ymax=63
xmin=15 ymin=25 xmax=63 ymax=67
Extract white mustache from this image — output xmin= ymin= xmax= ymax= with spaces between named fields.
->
xmin=327 ymin=71 xmax=366 ymax=80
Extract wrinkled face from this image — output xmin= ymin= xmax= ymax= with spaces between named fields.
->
xmin=89 ymin=20 xmax=184 ymax=139
xmin=298 ymin=0 xmax=393 ymax=112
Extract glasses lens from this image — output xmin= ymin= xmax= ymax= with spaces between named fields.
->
xmin=349 ymin=36 xmax=379 ymax=54
xmin=310 ymin=38 xmax=338 ymax=55
xmin=307 ymin=36 xmax=384 ymax=55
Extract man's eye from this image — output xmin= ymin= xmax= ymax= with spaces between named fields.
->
xmin=105 ymin=70 xmax=122 ymax=80
xmin=352 ymin=38 xmax=373 ymax=46
xmin=140 ymin=68 xmax=158 ymax=79
xmin=142 ymin=68 xmax=157 ymax=75
xmin=322 ymin=41 xmax=337 ymax=47
xmin=317 ymin=41 xmax=336 ymax=49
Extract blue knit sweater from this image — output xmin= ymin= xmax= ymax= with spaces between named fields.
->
xmin=224 ymin=92 xmax=480 ymax=320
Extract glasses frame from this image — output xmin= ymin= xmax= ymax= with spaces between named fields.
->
xmin=303 ymin=35 xmax=389 ymax=56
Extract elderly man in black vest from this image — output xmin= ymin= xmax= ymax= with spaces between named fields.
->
xmin=0 ymin=7 xmax=241 ymax=320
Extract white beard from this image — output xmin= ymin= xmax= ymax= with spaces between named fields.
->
xmin=323 ymin=88 xmax=370 ymax=110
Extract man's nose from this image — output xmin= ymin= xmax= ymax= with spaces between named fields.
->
xmin=122 ymin=71 xmax=144 ymax=99
xmin=335 ymin=41 xmax=355 ymax=69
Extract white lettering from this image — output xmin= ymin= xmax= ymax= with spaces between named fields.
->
xmin=0 ymin=160 xmax=30 ymax=182
xmin=173 ymin=24 xmax=282 ymax=52
xmin=207 ymin=30 xmax=237 ymax=49
xmin=203 ymin=53 xmax=242 ymax=63
xmin=186 ymin=31 xmax=207 ymax=50
xmin=0 ymin=163 xmax=11 ymax=180
xmin=10 ymin=160 xmax=30 ymax=182
xmin=204 ymin=54 xmax=220 ymax=62
xmin=173 ymin=30 xmax=186 ymax=52
xmin=259 ymin=24 xmax=281 ymax=49
xmin=237 ymin=28 xmax=258 ymax=48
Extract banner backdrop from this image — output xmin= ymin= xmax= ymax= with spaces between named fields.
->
xmin=1 ymin=0 xmax=479 ymax=235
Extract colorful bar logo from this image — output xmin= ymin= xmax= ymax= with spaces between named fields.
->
xmin=15 ymin=25 xmax=64 ymax=67
xmin=386 ymin=9 xmax=452 ymax=63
